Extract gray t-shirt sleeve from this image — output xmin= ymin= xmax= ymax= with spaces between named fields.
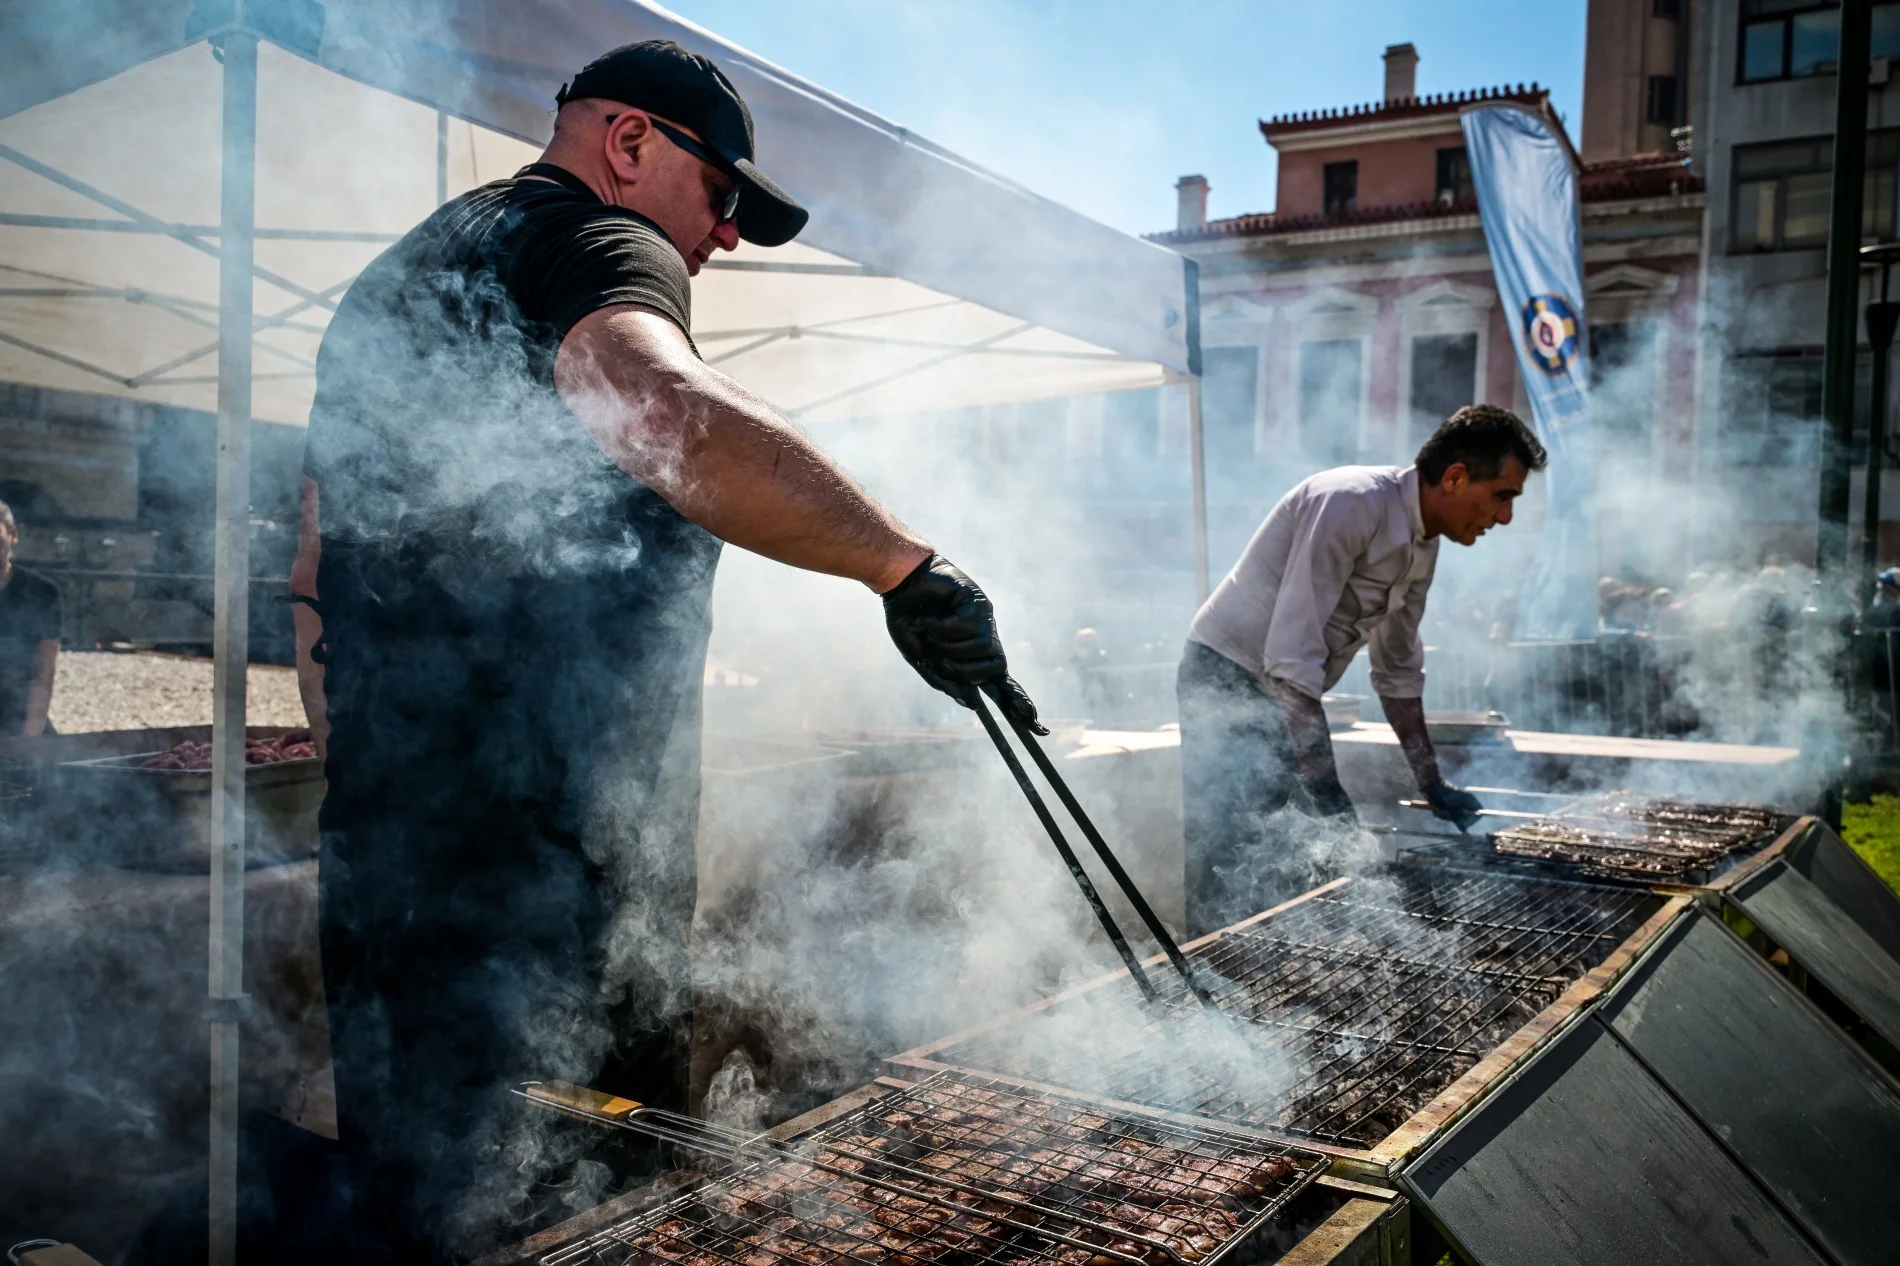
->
xmin=516 ymin=206 xmax=696 ymax=353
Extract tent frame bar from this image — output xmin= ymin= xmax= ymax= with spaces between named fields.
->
xmin=0 ymin=327 xmax=132 ymax=386
xmin=788 ymin=320 xmax=1037 ymax=417
xmin=0 ymin=211 xmax=400 ymax=242
xmin=208 ymin=27 xmax=256 ymax=1266
xmin=0 ymin=143 xmax=339 ymax=310
xmin=1183 ymin=256 xmax=1208 ymax=603
xmin=702 ymin=258 xmax=887 ymax=277
xmin=134 ymin=275 xmax=355 ymax=386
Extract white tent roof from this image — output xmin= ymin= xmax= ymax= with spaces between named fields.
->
xmin=0 ymin=0 xmax=1197 ymax=427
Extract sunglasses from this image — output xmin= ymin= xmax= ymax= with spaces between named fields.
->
xmin=648 ymin=118 xmax=743 ymax=223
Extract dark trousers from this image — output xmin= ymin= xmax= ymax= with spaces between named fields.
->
xmin=1177 ymin=641 xmax=1312 ymax=938
xmin=317 ymin=779 xmax=691 ymax=1254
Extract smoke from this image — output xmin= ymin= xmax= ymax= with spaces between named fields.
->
xmin=0 ymin=8 xmax=1863 ymax=1263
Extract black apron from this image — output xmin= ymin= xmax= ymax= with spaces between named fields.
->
xmin=314 ymin=482 xmax=720 ymax=1262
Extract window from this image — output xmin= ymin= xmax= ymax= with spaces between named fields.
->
xmin=1731 ymin=132 xmax=1900 ymax=250
xmin=1434 ymin=147 xmax=1473 ymax=205
xmin=1740 ymin=2 xmax=1900 ymax=83
xmin=1203 ymin=346 xmax=1260 ymax=472
xmin=1589 ymin=322 xmax=1660 ymax=459
xmin=1409 ymin=333 xmax=1478 ymax=454
xmin=1791 ymin=7 xmax=1841 ymax=75
xmin=1717 ymin=352 xmax=1880 ymax=466
xmin=1299 ymin=339 xmax=1363 ymax=464
xmin=1721 ymin=353 xmax=1823 ymax=466
xmin=1323 ymin=161 xmax=1358 ymax=217
xmin=1646 ymin=75 xmax=1680 ymax=125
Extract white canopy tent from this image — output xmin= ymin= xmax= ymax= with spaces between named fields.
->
xmin=0 ymin=0 xmax=1201 ymax=423
xmin=0 ymin=0 xmax=1208 ymax=1254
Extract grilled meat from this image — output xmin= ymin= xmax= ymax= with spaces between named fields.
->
xmin=574 ymin=1081 xmax=1312 ymax=1266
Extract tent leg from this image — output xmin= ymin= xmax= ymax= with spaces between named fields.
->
xmin=209 ymin=28 xmax=257 ymax=1266
xmin=1187 ymin=375 xmax=1210 ymax=604
xmin=436 ymin=110 xmax=449 ymax=205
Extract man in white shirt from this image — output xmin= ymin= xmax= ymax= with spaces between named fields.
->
xmin=1178 ymin=404 xmax=1547 ymax=934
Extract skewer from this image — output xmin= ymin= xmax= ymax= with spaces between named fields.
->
xmin=1458 ymin=786 xmax=1576 ymax=800
xmin=513 ymin=1082 xmax=1200 ymax=1266
xmin=1367 ymin=823 xmax=1471 ymax=841
xmin=1398 ymin=800 xmax=1543 ymax=820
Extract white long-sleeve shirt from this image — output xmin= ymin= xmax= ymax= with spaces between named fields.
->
xmin=1188 ymin=465 xmax=1438 ymax=700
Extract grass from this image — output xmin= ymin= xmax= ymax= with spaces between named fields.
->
xmin=1841 ymin=795 xmax=1900 ymax=895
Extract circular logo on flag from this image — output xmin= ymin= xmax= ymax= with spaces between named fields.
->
xmin=1521 ymin=294 xmax=1581 ymax=375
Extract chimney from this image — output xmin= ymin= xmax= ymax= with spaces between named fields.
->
xmin=1176 ymin=174 xmax=1209 ymax=231
xmin=1383 ymin=42 xmax=1419 ymax=103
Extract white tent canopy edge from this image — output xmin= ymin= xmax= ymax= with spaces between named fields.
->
xmin=0 ymin=0 xmax=1201 ymax=422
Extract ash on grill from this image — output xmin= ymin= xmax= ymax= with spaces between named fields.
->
xmin=1489 ymin=793 xmax=1786 ymax=883
xmin=543 ymin=1075 xmax=1323 ymax=1266
xmin=926 ymin=871 xmax=1658 ymax=1149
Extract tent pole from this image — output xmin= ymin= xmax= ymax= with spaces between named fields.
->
xmin=1818 ymin=0 xmax=1871 ymax=580
xmin=436 ymin=110 xmax=449 ymax=205
xmin=1188 ymin=375 xmax=1210 ymax=604
xmin=209 ymin=27 xmax=257 ymax=1266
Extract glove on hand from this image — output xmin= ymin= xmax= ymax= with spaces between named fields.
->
xmin=882 ymin=553 xmax=1046 ymax=735
xmin=1424 ymin=778 xmax=1484 ymax=832
xmin=1303 ymin=775 xmax=1357 ymax=823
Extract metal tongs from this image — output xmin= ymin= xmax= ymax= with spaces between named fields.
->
xmin=512 ymin=1080 xmax=1198 ymax=1266
xmin=969 ymin=682 xmax=1222 ymax=1014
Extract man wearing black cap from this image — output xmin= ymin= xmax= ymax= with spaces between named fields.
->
xmin=292 ymin=40 xmax=1038 ymax=1259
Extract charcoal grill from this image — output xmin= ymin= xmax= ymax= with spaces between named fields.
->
xmin=1398 ymin=791 xmax=1798 ymax=888
xmin=1487 ymin=793 xmax=1790 ymax=884
xmin=524 ymin=1073 xmax=1326 ymax=1266
xmin=893 ymin=869 xmax=1671 ymax=1175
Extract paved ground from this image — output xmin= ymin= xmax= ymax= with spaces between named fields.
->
xmin=47 ymin=650 xmax=307 ymax=734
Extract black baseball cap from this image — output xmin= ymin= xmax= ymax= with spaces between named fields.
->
xmin=556 ymin=40 xmax=809 ymax=248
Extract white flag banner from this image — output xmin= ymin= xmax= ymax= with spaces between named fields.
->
xmin=1462 ymin=104 xmax=1596 ymax=640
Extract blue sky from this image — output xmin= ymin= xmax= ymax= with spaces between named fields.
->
xmin=667 ymin=0 xmax=1589 ymax=237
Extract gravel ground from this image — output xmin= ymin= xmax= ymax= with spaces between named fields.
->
xmin=47 ymin=651 xmax=308 ymax=734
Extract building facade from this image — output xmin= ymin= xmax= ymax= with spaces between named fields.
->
xmin=1582 ymin=0 xmax=1695 ymax=162
xmin=1152 ymin=46 xmax=1706 ymax=594
xmin=1691 ymin=0 xmax=1900 ymax=563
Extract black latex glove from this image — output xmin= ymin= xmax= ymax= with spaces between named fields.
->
xmin=882 ymin=553 xmax=1046 ymax=735
xmin=1303 ymin=775 xmax=1357 ymax=824
xmin=1424 ymin=778 xmax=1484 ymax=833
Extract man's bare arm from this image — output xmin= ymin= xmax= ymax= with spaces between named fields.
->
xmin=290 ymin=476 xmax=329 ymax=760
xmin=23 ymin=638 xmax=55 ymax=736
xmin=555 ymin=306 xmax=930 ymax=593
xmin=1380 ymin=694 xmax=1441 ymax=791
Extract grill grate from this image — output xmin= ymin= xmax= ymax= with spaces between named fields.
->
xmin=543 ymin=1074 xmax=1324 ymax=1266
xmin=926 ymin=871 xmax=1658 ymax=1148
xmin=1490 ymin=794 xmax=1787 ymax=882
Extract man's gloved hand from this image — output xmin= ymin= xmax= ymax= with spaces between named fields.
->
xmin=1303 ymin=774 xmax=1357 ymax=824
xmin=1424 ymin=778 xmax=1484 ymax=832
xmin=882 ymin=553 xmax=1046 ymax=735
